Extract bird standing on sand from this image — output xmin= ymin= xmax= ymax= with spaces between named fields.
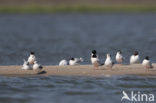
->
xmin=33 ymin=61 xmax=43 ymax=72
xmin=105 ymin=53 xmax=114 ymax=69
xmin=59 ymin=59 xmax=68 ymax=66
xmin=22 ymin=59 xmax=31 ymax=70
xmin=69 ymin=57 xmax=84 ymax=65
xmin=130 ymin=51 xmax=140 ymax=64
xmin=142 ymin=56 xmax=153 ymax=69
xmin=91 ymin=50 xmax=102 ymax=69
xmin=116 ymin=50 xmax=124 ymax=64
xmin=91 ymin=54 xmax=101 ymax=69
xmin=28 ymin=52 xmax=36 ymax=65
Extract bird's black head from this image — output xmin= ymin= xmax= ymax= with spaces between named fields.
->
xmin=92 ymin=50 xmax=97 ymax=54
xmin=145 ymin=56 xmax=149 ymax=60
xmin=118 ymin=50 xmax=122 ymax=53
xmin=30 ymin=52 xmax=35 ymax=55
xmin=70 ymin=58 xmax=74 ymax=60
xmin=92 ymin=54 xmax=97 ymax=58
xmin=133 ymin=51 xmax=138 ymax=56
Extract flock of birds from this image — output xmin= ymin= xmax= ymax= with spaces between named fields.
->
xmin=59 ymin=50 xmax=153 ymax=69
xmin=22 ymin=52 xmax=43 ymax=72
xmin=22 ymin=50 xmax=153 ymax=71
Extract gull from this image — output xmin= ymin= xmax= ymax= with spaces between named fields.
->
xmin=69 ymin=57 xmax=84 ymax=65
xmin=22 ymin=59 xmax=31 ymax=70
xmin=91 ymin=50 xmax=103 ymax=69
xmin=28 ymin=52 xmax=36 ymax=65
xmin=116 ymin=50 xmax=124 ymax=64
xmin=142 ymin=56 xmax=153 ymax=69
xmin=91 ymin=54 xmax=101 ymax=69
xmin=130 ymin=51 xmax=140 ymax=64
xmin=105 ymin=53 xmax=114 ymax=69
xmin=59 ymin=59 xmax=68 ymax=66
xmin=33 ymin=61 xmax=43 ymax=72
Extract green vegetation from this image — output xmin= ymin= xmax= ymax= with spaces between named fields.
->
xmin=0 ymin=5 xmax=156 ymax=13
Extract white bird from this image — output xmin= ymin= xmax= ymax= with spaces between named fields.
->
xmin=69 ymin=57 xmax=83 ymax=65
xmin=142 ymin=56 xmax=153 ymax=69
xmin=22 ymin=59 xmax=31 ymax=70
xmin=130 ymin=51 xmax=140 ymax=64
xmin=28 ymin=52 xmax=36 ymax=65
xmin=105 ymin=53 xmax=114 ymax=69
xmin=33 ymin=61 xmax=43 ymax=71
xmin=116 ymin=50 xmax=124 ymax=64
xmin=59 ymin=59 xmax=68 ymax=66
xmin=91 ymin=54 xmax=101 ymax=69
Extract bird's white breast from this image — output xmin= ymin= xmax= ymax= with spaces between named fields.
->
xmin=22 ymin=64 xmax=30 ymax=70
xmin=116 ymin=53 xmax=123 ymax=63
xmin=69 ymin=60 xmax=77 ymax=65
xmin=59 ymin=60 xmax=68 ymax=66
xmin=105 ymin=58 xmax=113 ymax=66
xmin=142 ymin=59 xmax=152 ymax=67
xmin=33 ymin=64 xmax=39 ymax=70
xmin=91 ymin=57 xmax=99 ymax=64
xmin=130 ymin=55 xmax=140 ymax=64
xmin=28 ymin=55 xmax=36 ymax=64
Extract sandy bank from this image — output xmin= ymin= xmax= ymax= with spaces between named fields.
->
xmin=0 ymin=64 xmax=156 ymax=77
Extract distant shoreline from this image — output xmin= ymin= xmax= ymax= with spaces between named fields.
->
xmin=0 ymin=5 xmax=156 ymax=13
xmin=0 ymin=64 xmax=156 ymax=77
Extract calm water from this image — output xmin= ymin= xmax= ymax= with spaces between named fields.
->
xmin=0 ymin=13 xmax=156 ymax=65
xmin=0 ymin=76 xmax=156 ymax=103
xmin=0 ymin=13 xmax=156 ymax=103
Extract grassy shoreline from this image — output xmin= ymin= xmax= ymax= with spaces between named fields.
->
xmin=0 ymin=5 xmax=156 ymax=13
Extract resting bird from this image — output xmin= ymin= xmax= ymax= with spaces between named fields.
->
xmin=91 ymin=54 xmax=101 ymax=69
xmin=22 ymin=59 xmax=31 ymax=70
xmin=116 ymin=50 xmax=124 ymax=64
xmin=142 ymin=56 xmax=153 ymax=69
xmin=33 ymin=61 xmax=43 ymax=72
xmin=28 ymin=52 xmax=36 ymax=65
xmin=59 ymin=59 xmax=68 ymax=66
xmin=130 ymin=51 xmax=140 ymax=64
xmin=105 ymin=53 xmax=114 ymax=69
xmin=69 ymin=57 xmax=84 ymax=65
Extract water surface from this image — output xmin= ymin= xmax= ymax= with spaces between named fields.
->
xmin=0 ymin=76 xmax=156 ymax=103
xmin=0 ymin=13 xmax=156 ymax=65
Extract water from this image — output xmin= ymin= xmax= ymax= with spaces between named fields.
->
xmin=0 ymin=13 xmax=156 ymax=65
xmin=0 ymin=13 xmax=156 ymax=103
xmin=0 ymin=76 xmax=156 ymax=103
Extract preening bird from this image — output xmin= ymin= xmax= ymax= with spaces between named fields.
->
xmin=22 ymin=59 xmax=31 ymax=70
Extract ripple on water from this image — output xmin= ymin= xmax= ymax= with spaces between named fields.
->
xmin=0 ymin=75 xmax=156 ymax=103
